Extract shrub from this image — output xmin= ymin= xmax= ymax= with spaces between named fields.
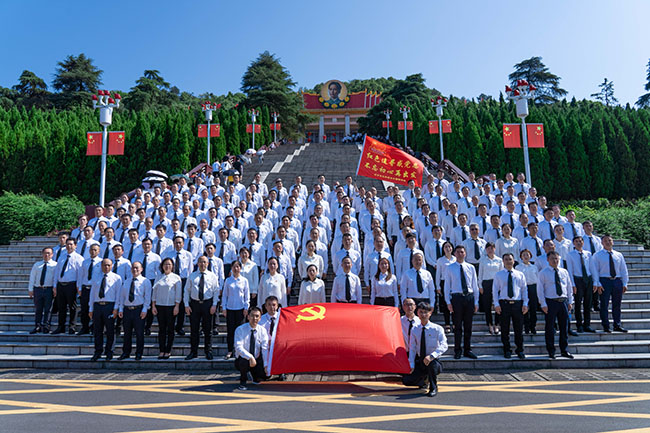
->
xmin=0 ymin=192 xmax=85 ymax=244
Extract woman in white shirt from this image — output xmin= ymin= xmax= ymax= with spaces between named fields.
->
xmin=151 ymin=258 xmax=181 ymax=359
xmin=298 ymin=240 xmax=324 ymax=279
xmin=495 ymin=223 xmax=519 ymax=264
xmin=435 ymin=241 xmax=456 ymax=333
xmin=239 ymin=247 xmax=260 ymax=308
xmin=370 ymin=257 xmax=399 ymax=307
xmin=478 ymin=242 xmax=504 ymax=335
xmin=258 ymin=257 xmax=288 ymax=309
xmin=221 ymin=260 xmax=250 ymax=360
xmin=516 ymin=249 xmax=539 ymax=335
xmin=298 ymin=264 xmax=326 ymax=305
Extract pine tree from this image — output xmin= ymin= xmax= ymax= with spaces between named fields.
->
xmin=591 ymin=78 xmax=618 ymax=106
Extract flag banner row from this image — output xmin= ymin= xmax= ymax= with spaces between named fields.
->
xmin=86 ymin=131 xmax=125 ymax=156
xmin=503 ymin=123 xmax=545 ymax=148
xmin=269 ymin=303 xmax=410 ymax=375
xmin=382 ymin=120 xmax=393 ymax=128
xmin=246 ymin=124 xmax=262 ymax=133
xmin=356 ymin=136 xmax=424 ymax=187
xmin=198 ymin=124 xmax=221 ymax=138
xmin=428 ymin=119 xmax=452 ymax=134
xmin=270 ymin=123 xmax=281 ymax=131
xmin=397 ymin=121 xmax=413 ymax=131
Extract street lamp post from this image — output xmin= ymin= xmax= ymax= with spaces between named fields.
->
xmin=202 ymin=101 xmax=221 ymax=165
xmin=92 ymin=89 xmax=121 ymax=207
xmin=248 ymin=108 xmax=260 ymax=149
xmin=271 ymin=111 xmax=279 ymax=144
xmin=400 ymin=105 xmax=410 ymax=149
xmin=383 ymin=109 xmax=392 ymax=141
xmin=505 ymin=80 xmax=536 ymax=184
xmin=431 ymin=96 xmax=448 ymax=161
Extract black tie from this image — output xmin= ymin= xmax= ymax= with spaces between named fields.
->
xmin=103 ymin=245 xmax=109 ymax=259
xmin=498 ymin=206 xmax=502 ymax=217
xmin=554 ymin=268 xmax=562 ymax=296
xmin=452 ymin=217 xmax=457 ymax=228
xmin=80 ymin=241 xmax=87 ymax=256
xmin=436 ymin=242 xmax=442 ymax=260
xmin=507 ymin=270 xmax=514 ymax=298
xmin=550 ymin=223 xmax=555 ymax=240
xmin=128 ymin=279 xmax=135 ymax=302
xmin=249 ymin=329 xmax=256 ymax=357
xmin=535 ymin=239 xmax=541 ymax=257
xmin=482 ymin=217 xmax=487 ymax=234
xmin=588 ymin=237 xmax=595 ymax=254
xmin=416 ymin=270 xmax=423 ymax=293
xmin=188 ymin=239 xmax=193 ymax=254
xmin=408 ymin=319 xmax=414 ymax=341
xmin=462 ymin=228 xmax=467 ymax=241
xmin=218 ymin=243 xmax=224 ymax=259
xmin=509 ymin=215 xmax=514 ymax=227
xmin=181 ymin=219 xmax=186 ymax=232
xmin=474 ymin=240 xmax=480 ymax=260
xmin=59 ymin=256 xmax=69 ymax=278
xmin=175 ymin=252 xmax=181 ymax=275
xmin=580 ymin=252 xmax=588 ymax=280
xmin=99 ymin=274 xmax=106 ymax=298
xmin=520 ymin=204 xmax=525 ymax=214
xmin=87 ymin=260 xmax=94 ymax=281
xmin=198 ymin=272 xmax=205 ymax=300
xmin=119 ymin=229 xmax=126 ymax=243
xmin=409 ymin=249 xmax=414 ymax=269
xmin=608 ymin=252 xmax=616 ymax=278
xmin=142 ymin=254 xmax=148 ymax=278
xmin=460 ymin=264 xmax=469 ymax=295
xmin=571 ymin=223 xmax=577 ymax=238
xmin=269 ymin=317 xmax=275 ymax=336
xmin=209 ymin=220 xmax=213 ymax=231
xmin=39 ymin=262 xmax=47 ymax=286
xmin=496 ymin=229 xmax=501 ymax=239
xmin=419 ymin=326 xmax=427 ymax=359
xmin=56 ymin=248 xmax=62 ymax=261
xmin=398 ymin=213 xmax=403 ymax=227
xmin=113 ymin=260 xmax=118 ymax=273
xmin=156 ymin=239 xmax=162 ymax=255
xmin=345 ymin=274 xmax=351 ymax=301
xmin=128 ymin=245 xmax=135 ymax=261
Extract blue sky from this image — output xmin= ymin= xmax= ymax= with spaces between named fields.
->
xmin=1 ymin=0 xmax=648 ymax=104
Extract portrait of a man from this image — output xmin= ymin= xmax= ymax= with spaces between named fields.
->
xmin=326 ymin=81 xmax=342 ymax=105
xmin=320 ymin=80 xmax=348 ymax=108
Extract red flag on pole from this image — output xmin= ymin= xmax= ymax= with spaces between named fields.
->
xmin=247 ymin=124 xmax=261 ymax=133
xmin=270 ymin=123 xmax=281 ymax=131
xmin=211 ymin=124 xmax=220 ymax=137
xmin=357 ymin=135 xmax=424 ymax=187
xmin=108 ymin=131 xmax=125 ymax=155
xmin=382 ymin=120 xmax=393 ymax=128
xmin=428 ymin=121 xmax=438 ymax=134
xmin=503 ymin=124 xmax=522 ymax=148
xmin=441 ymin=119 xmax=452 ymax=133
xmin=269 ymin=303 xmax=410 ymax=375
xmin=198 ymin=124 xmax=207 ymax=138
xmin=86 ymin=132 xmax=102 ymax=156
xmin=398 ymin=121 xmax=413 ymax=131
xmin=526 ymin=124 xmax=545 ymax=148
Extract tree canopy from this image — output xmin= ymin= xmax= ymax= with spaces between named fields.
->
xmin=509 ymin=56 xmax=567 ymax=104
xmin=591 ymin=78 xmax=618 ymax=106
xmin=636 ymin=59 xmax=650 ymax=108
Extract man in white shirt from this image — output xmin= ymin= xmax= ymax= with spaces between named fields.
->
xmin=28 ymin=247 xmax=57 ymax=334
xmin=493 ymin=253 xmax=529 ymax=359
xmin=53 ymin=238 xmax=84 ymax=334
xmin=400 ymin=298 xmax=421 ymax=350
xmin=400 ymin=253 xmax=435 ymax=307
xmin=331 ymin=257 xmax=362 ymax=303
xmin=89 ymin=258 xmax=123 ymax=361
xmin=591 ymin=235 xmax=629 ymax=333
xmin=234 ymin=306 xmax=269 ymax=390
xmin=76 ymin=226 xmax=99 ymax=259
xmin=402 ymin=302 xmax=447 ymax=397
xmin=184 ymin=256 xmax=220 ymax=360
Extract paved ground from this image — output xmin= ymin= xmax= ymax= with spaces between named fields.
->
xmin=1 ymin=370 xmax=650 ymax=432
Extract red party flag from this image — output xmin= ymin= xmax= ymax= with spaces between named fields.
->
xmin=270 ymin=123 xmax=281 ymax=131
xmin=356 ymin=135 xmax=424 ymax=187
xmin=526 ymin=123 xmax=545 ymax=148
xmin=198 ymin=124 xmax=207 ymax=138
xmin=211 ymin=124 xmax=220 ymax=137
xmin=269 ymin=303 xmax=410 ymax=375
xmin=86 ymin=132 xmax=102 ymax=155
xmin=382 ymin=120 xmax=393 ymax=128
xmin=108 ymin=131 xmax=125 ymax=155
xmin=503 ymin=124 xmax=521 ymax=148
xmin=429 ymin=120 xmax=438 ymax=134
xmin=441 ymin=119 xmax=452 ymax=133
xmin=398 ymin=121 xmax=414 ymax=131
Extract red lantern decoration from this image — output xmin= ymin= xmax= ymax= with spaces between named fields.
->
xmin=529 ymin=84 xmax=537 ymax=91
xmin=92 ymin=94 xmax=98 ymax=101
xmin=505 ymin=85 xmax=512 ymax=92
xmin=114 ymin=93 xmax=121 ymax=100
xmin=108 ymin=98 xmax=115 ymax=104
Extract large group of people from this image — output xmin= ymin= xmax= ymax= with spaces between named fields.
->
xmin=27 ymin=167 xmax=630 ymax=395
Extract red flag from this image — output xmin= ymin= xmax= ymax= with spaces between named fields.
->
xmin=270 ymin=123 xmax=281 ymax=131
xmin=526 ymin=123 xmax=545 ymax=148
xmin=246 ymin=124 xmax=253 ymax=133
xmin=269 ymin=303 xmax=410 ymax=375
xmin=86 ymin=132 xmax=102 ymax=156
xmin=198 ymin=124 xmax=207 ymax=138
xmin=382 ymin=120 xmax=393 ymax=128
xmin=441 ymin=119 xmax=452 ymax=133
xmin=108 ymin=131 xmax=125 ymax=155
xmin=211 ymin=124 xmax=220 ymax=137
xmin=398 ymin=121 xmax=413 ymax=131
xmin=429 ymin=120 xmax=438 ymax=134
xmin=255 ymin=124 xmax=261 ymax=133
xmin=503 ymin=124 xmax=521 ymax=148
xmin=356 ymin=136 xmax=424 ymax=187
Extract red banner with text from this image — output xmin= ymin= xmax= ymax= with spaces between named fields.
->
xmin=356 ymin=136 xmax=423 ymax=187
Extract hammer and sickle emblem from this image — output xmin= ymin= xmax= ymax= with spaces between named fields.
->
xmin=295 ymin=305 xmax=326 ymax=322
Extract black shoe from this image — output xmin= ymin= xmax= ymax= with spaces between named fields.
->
xmin=560 ymin=352 xmax=574 ymax=359
xmin=105 ymin=353 xmax=113 ymax=361
xmin=51 ymin=328 xmax=64 ymax=335
xmin=237 ymin=384 xmax=247 ymax=391
xmin=577 ymin=326 xmax=584 ymax=333
xmin=453 ymin=352 xmax=461 ymax=359
xmin=464 ymin=351 xmax=478 ymax=360
xmin=613 ymin=326 xmax=628 ymax=333
xmin=144 ymin=328 xmax=151 ymax=336
xmin=427 ymin=383 xmax=438 ymax=397
xmin=549 ymin=353 xmax=556 ymax=359
xmin=118 ymin=353 xmax=130 ymax=361
xmin=185 ymin=353 xmax=197 ymax=360
xmin=90 ymin=353 xmax=101 ymax=362
xmin=212 ymin=329 xmax=219 ymax=336
xmin=593 ymin=306 xmax=600 ymax=312
xmin=569 ymin=330 xmax=579 ymax=336
xmin=603 ymin=328 xmax=612 ymax=333
xmin=30 ymin=327 xmax=40 ymax=334
xmin=517 ymin=352 xmax=526 ymax=360
xmin=76 ymin=328 xmax=90 ymax=335
xmin=42 ymin=327 xmax=50 ymax=334
xmin=531 ymin=328 xmax=537 ymax=335
xmin=524 ymin=328 xmax=530 ymax=335
xmin=176 ymin=329 xmax=185 ymax=336
xmin=583 ymin=327 xmax=596 ymax=333
xmin=205 ymin=352 xmax=214 ymax=360
xmin=68 ymin=327 xmax=76 ymax=335
xmin=135 ymin=354 xmax=142 ymax=361
xmin=504 ymin=352 xmax=512 ymax=359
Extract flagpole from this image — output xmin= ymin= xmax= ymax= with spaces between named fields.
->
xmin=431 ymin=96 xmax=448 ymax=162
xmin=92 ymin=90 xmax=120 ymax=207
xmin=505 ymin=80 xmax=536 ymax=185
xmin=521 ymin=116 xmax=531 ymax=186
xmin=400 ymin=106 xmax=410 ymax=149
xmin=99 ymin=125 xmax=108 ymax=207
xmin=356 ymin=134 xmax=367 ymax=176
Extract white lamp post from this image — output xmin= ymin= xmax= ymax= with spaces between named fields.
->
xmin=431 ymin=96 xmax=448 ymax=161
xmin=400 ymin=105 xmax=410 ymax=149
xmin=271 ymin=111 xmax=279 ymax=144
xmin=202 ymin=101 xmax=221 ymax=165
xmin=248 ymin=108 xmax=260 ymax=149
xmin=91 ymin=89 xmax=121 ymax=207
xmin=383 ymin=109 xmax=392 ymax=141
xmin=505 ymin=80 xmax=536 ymax=184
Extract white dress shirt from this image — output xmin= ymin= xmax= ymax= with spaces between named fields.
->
xmin=298 ymin=279 xmax=326 ymax=305
xmin=234 ymin=322 xmax=269 ymax=368
xmin=118 ymin=275 xmax=152 ymax=312
xmin=370 ymin=273 xmax=399 ymax=307
xmin=29 ymin=259 xmax=57 ymax=290
xmin=152 ymin=273 xmax=182 ymax=306
xmin=330 ymin=273 xmax=362 ymax=303
xmin=408 ymin=322 xmax=448 ymax=368
xmin=444 ymin=262 xmax=480 ymax=306
xmin=184 ymin=270 xmax=221 ymax=306
xmin=89 ymin=272 xmax=123 ymax=312
xmin=537 ymin=266 xmax=574 ymax=308
xmin=493 ymin=268 xmax=529 ymax=306
xmin=258 ymin=273 xmax=287 ymax=308
xmin=400 ymin=268 xmax=435 ymax=307
xmin=401 ymin=315 xmax=421 ymax=348
xmin=591 ymin=249 xmax=629 ymax=287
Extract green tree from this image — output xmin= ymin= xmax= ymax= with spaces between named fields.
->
xmin=12 ymin=70 xmax=51 ymax=108
xmin=509 ymin=56 xmax=567 ymax=104
xmin=51 ymin=54 xmax=103 ymax=108
xmin=591 ymin=78 xmax=618 ymax=106
xmin=241 ymin=51 xmax=312 ymax=139
xmin=636 ymin=59 xmax=650 ymax=108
